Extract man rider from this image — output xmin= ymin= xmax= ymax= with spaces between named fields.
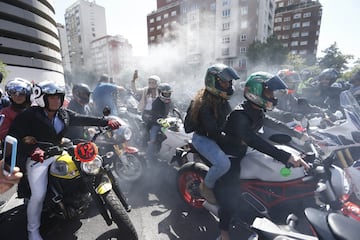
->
xmin=7 ymin=80 xmax=121 ymax=240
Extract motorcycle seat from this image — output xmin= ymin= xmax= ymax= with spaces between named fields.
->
xmin=328 ymin=212 xmax=360 ymax=240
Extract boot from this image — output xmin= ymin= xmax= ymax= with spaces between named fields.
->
xmin=199 ymin=182 xmax=217 ymax=204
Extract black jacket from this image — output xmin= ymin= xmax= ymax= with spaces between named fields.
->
xmin=221 ymin=101 xmax=303 ymax=164
xmin=148 ymin=97 xmax=172 ymax=126
xmin=194 ymin=98 xmax=232 ymax=145
xmin=7 ymin=106 xmax=108 ymax=168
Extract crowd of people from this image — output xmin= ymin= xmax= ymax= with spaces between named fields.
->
xmin=0 ymin=65 xmax=359 ymax=240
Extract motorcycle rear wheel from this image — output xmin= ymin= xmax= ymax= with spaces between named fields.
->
xmin=114 ymin=153 xmax=145 ymax=182
xmin=103 ymin=189 xmax=138 ymax=240
xmin=177 ymin=162 xmax=209 ymax=210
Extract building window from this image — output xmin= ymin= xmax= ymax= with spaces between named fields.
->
xmin=241 ymin=21 xmax=247 ymax=29
xmin=288 ymin=0 xmax=294 ymax=6
xmin=164 ymin=23 xmax=169 ymax=28
xmin=278 ymin=2 xmax=284 ymax=7
xmin=291 ymin=50 xmax=297 ymax=54
xmin=240 ymin=47 xmax=247 ymax=54
xmin=274 ymin=26 xmax=281 ymax=31
xmin=290 ymin=41 xmax=298 ymax=46
xmin=156 ymin=25 xmax=162 ymax=30
xmin=275 ymin=17 xmax=282 ymax=23
xmin=222 ymin=22 xmax=230 ymax=30
xmin=171 ymin=10 xmax=177 ymax=16
xmin=299 ymin=50 xmax=307 ymax=54
xmin=282 ymin=35 xmax=289 ymax=39
xmin=223 ymin=0 xmax=229 ymax=6
xmin=284 ymin=17 xmax=290 ymax=22
xmin=303 ymin=12 xmax=311 ymax=18
xmin=149 ymin=18 xmax=154 ymax=23
xmin=222 ymin=9 xmax=230 ymax=18
xmin=239 ymin=58 xmax=247 ymax=68
xmin=302 ymin=21 xmax=310 ymax=27
xmin=291 ymin=32 xmax=299 ymax=38
xmin=150 ymin=27 xmax=155 ymax=32
xmin=293 ymin=13 xmax=301 ymax=19
xmin=156 ymin=16 xmax=161 ymax=21
xmin=301 ymin=31 xmax=309 ymax=37
xmin=241 ymin=34 xmax=247 ymax=41
xmin=241 ymin=7 xmax=248 ymax=16
xmin=222 ymin=36 xmax=230 ymax=43
xmin=222 ymin=48 xmax=229 ymax=56
xmin=164 ymin=13 xmax=169 ymax=19
xmin=292 ymin=22 xmax=301 ymax=28
xmin=283 ymin=25 xmax=290 ymax=30
xmin=283 ymin=43 xmax=289 ymax=47
xmin=150 ymin=36 xmax=155 ymax=41
xmin=300 ymin=41 xmax=308 ymax=46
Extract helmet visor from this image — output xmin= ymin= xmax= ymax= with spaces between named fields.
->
xmin=265 ymin=75 xmax=288 ymax=91
xmin=217 ymin=67 xmax=240 ymax=82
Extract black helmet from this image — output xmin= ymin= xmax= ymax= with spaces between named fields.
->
xmin=157 ymin=83 xmax=172 ymax=103
xmin=318 ymin=68 xmax=339 ymax=86
xmin=205 ymin=63 xmax=240 ymax=100
xmin=72 ymin=83 xmax=91 ymax=105
xmin=5 ymin=77 xmax=32 ymax=104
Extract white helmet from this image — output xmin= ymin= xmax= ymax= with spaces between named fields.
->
xmin=31 ymin=80 xmax=65 ymax=108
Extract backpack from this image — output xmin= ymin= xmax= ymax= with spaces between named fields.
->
xmin=183 ymin=100 xmax=196 ymax=133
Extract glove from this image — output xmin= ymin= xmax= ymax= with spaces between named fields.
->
xmin=107 ymin=119 xmax=121 ymax=130
xmin=30 ymin=147 xmax=45 ymax=163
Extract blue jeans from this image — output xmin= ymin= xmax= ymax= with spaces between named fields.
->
xmin=146 ymin=125 xmax=161 ymax=162
xmin=192 ymin=133 xmax=230 ymax=188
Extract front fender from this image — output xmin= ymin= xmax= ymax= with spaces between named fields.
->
xmin=96 ymin=182 xmax=112 ymax=195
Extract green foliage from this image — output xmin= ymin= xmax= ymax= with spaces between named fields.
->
xmin=246 ymin=36 xmax=289 ymax=67
xmin=318 ymin=42 xmax=353 ymax=72
xmin=0 ymin=60 xmax=7 ymax=82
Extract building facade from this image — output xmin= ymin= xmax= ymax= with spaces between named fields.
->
xmin=0 ymin=0 xmax=64 ymax=85
xmin=64 ymin=0 xmax=107 ymax=72
xmin=274 ymin=0 xmax=322 ymax=61
xmin=91 ymin=35 xmax=133 ymax=81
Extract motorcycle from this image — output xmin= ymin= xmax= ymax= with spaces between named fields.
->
xmin=153 ymin=108 xmax=193 ymax=163
xmin=250 ymin=207 xmax=360 ymax=240
xmin=23 ymin=127 xmax=138 ymax=239
xmin=175 ymin=132 xmax=360 ymax=227
xmin=90 ymin=107 xmax=146 ymax=183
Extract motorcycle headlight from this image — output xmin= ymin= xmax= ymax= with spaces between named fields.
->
xmin=113 ymin=126 xmax=132 ymax=142
xmin=50 ymin=160 xmax=69 ymax=176
xmin=80 ymin=155 xmax=103 ymax=175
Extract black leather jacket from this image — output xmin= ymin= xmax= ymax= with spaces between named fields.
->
xmin=7 ymin=106 xmax=108 ymax=168
xmin=220 ymin=101 xmax=303 ymax=164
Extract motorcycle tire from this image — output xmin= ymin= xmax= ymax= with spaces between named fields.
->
xmin=177 ymin=162 xmax=209 ymax=210
xmin=103 ymin=189 xmax=138 ymax=240
xmin=114 ymin=153 xmax=145 ymax=182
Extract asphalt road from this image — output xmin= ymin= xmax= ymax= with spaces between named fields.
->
xmin=0 ymin=161 xmax=244 ymax=240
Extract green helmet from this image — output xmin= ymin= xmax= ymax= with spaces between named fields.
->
xmin=244 ymin=72 xmax=288 ymax=110
xmin=205 ymin=63 xmax=240 ymax=100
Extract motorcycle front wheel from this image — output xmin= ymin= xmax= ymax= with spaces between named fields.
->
xmin=114 ymin=153 xmax=145 ymax=182
xmin=103 ymin=189 xmax=138 ymax=240
xmin=177 ymin=162 xmax=208 ymax=210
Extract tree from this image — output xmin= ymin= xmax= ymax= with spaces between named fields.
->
xmin=318 ymin=42 xmax=353 ymax=72
xmin=246 ymin=35 xmax=289 ymax=67
xmin=0 ymin=60 xmax=7 ymax=84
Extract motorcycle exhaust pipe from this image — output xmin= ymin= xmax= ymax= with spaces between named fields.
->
xmin=202 ymin=200 xmax=219 ymax=217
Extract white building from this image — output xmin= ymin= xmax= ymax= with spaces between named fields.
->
xmin=64 ymin=0 xmax=107 ymax=72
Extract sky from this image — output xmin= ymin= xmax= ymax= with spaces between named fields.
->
xmin=54 ymin=0 xmax=360 ymax=60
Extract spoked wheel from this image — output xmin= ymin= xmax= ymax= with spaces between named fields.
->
xmin=114 ymin=153 xmax=145 ymax=182
xmin=177 ymin=162 xmax=209 ymax=210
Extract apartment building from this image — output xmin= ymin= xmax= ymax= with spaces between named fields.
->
xmin=146 ymin=0 xmax=275 ymax=74
xmin=91 ymin=35 xmax=133 ymax=81
xmin=147 ymin=0 xmax=181 ymax=47
xmin=64 ymin=0 xmax=107 ymax=72
xmin=0 ymin=0 xmax=64 ymax=84
xmin=274 ymin=0 xmax=322 ymax=61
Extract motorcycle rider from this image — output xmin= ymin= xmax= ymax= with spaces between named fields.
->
xmin=92 ymin=73 xmax=125 ymax=116
xmin=131 ymin=70 xmax=160 ymax=126
xmin=267 ymin=69 xmax=324 ymax=123
xmin=145 ymin=82 xmax=173 ymax=163
xmin=66 ymin=83 xmax=92 ymax=140
xmin=187 ymin=63 xmax=240 ymax=204
xmin=0 ymin=78 xmax=32 ymax=140
xmin=300 ymin=68 xmax=344 ymax=111
xmin=215 ymin=72 xmax=310 ymax=240
xmin=350 ymin=70 xmax=360 ymax=104
xmin=7 ymin=80 xmax=121 ymax=240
